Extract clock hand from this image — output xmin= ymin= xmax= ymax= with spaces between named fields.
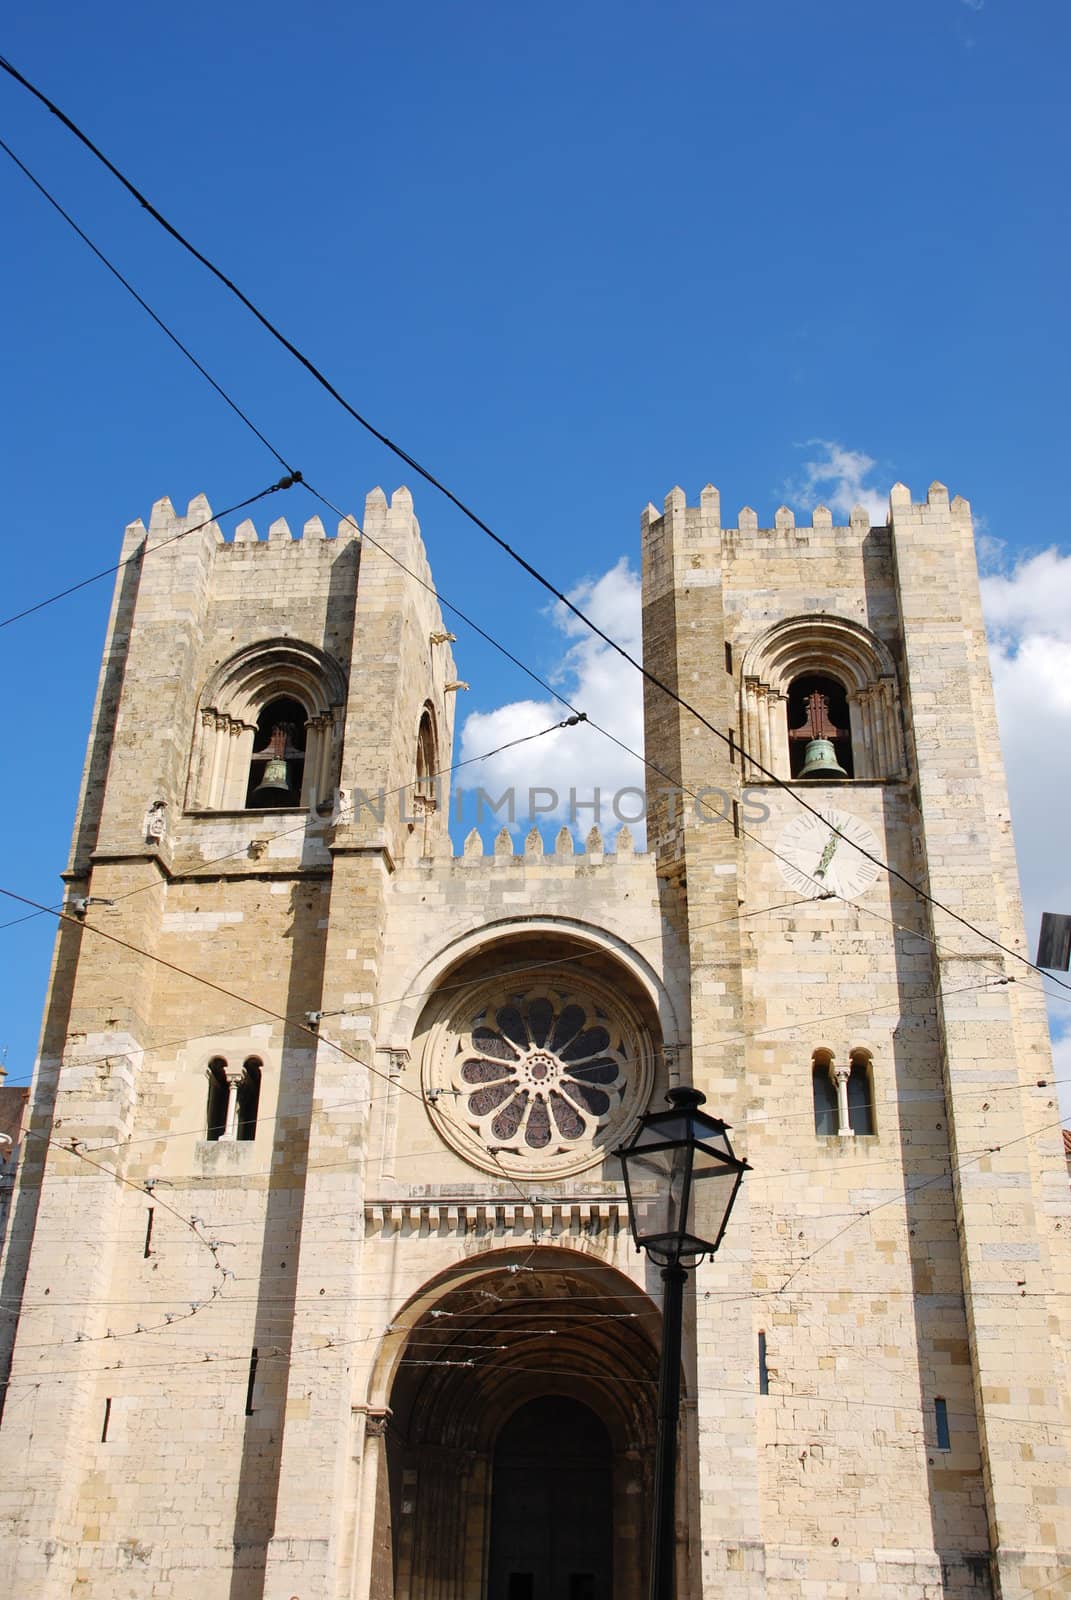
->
xmin=813 ymin=831 xmax=840 ymax=880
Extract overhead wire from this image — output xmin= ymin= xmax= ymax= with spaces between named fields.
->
xmin=0 ymin=135 xmax=295 ymax=475
xmin=1 ymin=126 xmax=1059 ymax=1041
xmin=1 ymin=51 xmax=1064 ymax=994
xmin=3 ymin=75 xmax=1070 ymax=1469
xmin=11 ymin=965 xmax=1027 ymax=1200
xmin=0 ymin=477 xmax=300 ymax=633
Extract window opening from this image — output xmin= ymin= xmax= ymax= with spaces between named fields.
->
xmin=724 ymin=641 xmax=733 ymax=674
xmin=758 ymin=1330 xmax=769 ymax=1395
xmin=508 ymin=1579 xmax=534 ymax=1600
xmin=143 ymin=1206 xmax=154 ymax=1259
xmin=812 ymin=1050 xmax=838 ymax=1135
xmin=246 ymin=696 xmax=308 ymax=809
xmin=788 ymin=674 xmax=852 ymax=779
xmin=245 ymin=1347 xmax=259 ymax=1415
xmin=935 ymin=1397 xmax=950 ymax=1450
xmin=206 ymin=1059 xmax=229 ymax=1141
xmin=101 ymin=1397 xmax=112 ymax=1443
xmin=847 ymin=1050 xmax=875 ymax=1135
xmin=206 ymin=1057 xmax=261 ymax=1142
xmin=237 ymin=1058 xmax=262 ymax=1141
xmin=412 ymin=707 xmax=439 ymax=829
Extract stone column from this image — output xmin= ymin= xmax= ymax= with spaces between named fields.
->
xmin=832 ymin=1065 xmax=853 ymax=1138
xmin=222 ymin=1066 xmax=246 ymax=1141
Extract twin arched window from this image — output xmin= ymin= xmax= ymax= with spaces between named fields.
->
xmin=812 ymin=1047 xmax=875 ymax=1137
xmin=188 ymin=640 xmax=346 ymax=812
xmin=205 ymin=1056 xmax=261 ymax=1141
xmin=740 ymin=617 xmax=904 ymax=782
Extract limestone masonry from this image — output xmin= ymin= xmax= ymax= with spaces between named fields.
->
xmin=0 ymin=480 xmax=1067 ymax=1599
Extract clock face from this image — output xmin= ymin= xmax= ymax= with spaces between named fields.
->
xmin=776 ymin=807 xmax=883 ymax=901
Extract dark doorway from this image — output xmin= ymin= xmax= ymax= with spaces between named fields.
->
xmin=488 ymin=1396 xmax=612 ymax=1600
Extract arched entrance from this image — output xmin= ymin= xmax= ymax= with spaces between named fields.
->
xmin=374 ymin=1252 xmax=659 ymax=1600
xmin=487 ymin=1397 xmax=612 ymax=1600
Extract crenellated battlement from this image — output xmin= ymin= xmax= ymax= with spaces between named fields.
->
xmin=641 ymin=478 xmax=971 ymax=542
xmin=126 ymin=492 xmax=363 ymax=551
xmin=448 ymin=822 xmax=643 ymax=864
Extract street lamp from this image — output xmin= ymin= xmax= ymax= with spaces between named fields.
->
xmin=617 ymin=1086 xmax=750 ymax=1600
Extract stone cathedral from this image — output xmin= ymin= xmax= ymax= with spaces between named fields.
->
xmin=1 ymin=478 xmax=1068 ymax=1600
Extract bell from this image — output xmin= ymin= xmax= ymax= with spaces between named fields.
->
xmin=250 ymin=757 xmax=291 ymax=805
xmin=797 ymin=738 xmax=848 ymax=780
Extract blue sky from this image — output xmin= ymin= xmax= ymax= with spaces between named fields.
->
xmin=2 ymin=0 xmax=1070 ymax=1094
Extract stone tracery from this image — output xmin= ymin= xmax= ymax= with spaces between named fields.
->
xmin=425 ymin=973 xmax=653 ymax=1178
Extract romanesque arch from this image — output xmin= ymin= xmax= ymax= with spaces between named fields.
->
xmin=739 ymin=614 xmax=905 ymax=781
xmin=360 ymin=1250 xmax=661 ymax=1600
xmin=186 ymin=637 xmax=347 ymax=809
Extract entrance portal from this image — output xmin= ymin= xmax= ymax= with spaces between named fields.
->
xmin=487 ymin=1397 xmax=612 ymax=1600
xmin=376 ymin=1253 xmax=659 ymax=1600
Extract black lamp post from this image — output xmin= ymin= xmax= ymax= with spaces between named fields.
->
xmin=617 ymin=1086 xmax=750 ymax=1600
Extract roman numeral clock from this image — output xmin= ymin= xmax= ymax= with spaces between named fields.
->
xmin=776 ymin=807 xmax=883 ymax=900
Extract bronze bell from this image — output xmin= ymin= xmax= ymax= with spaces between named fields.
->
xmin=250 ymin=757 xmax=291 ymax=804
xmin=249 ymin=722 xmax=299 ymax=806
xmin=797 ymin=738 xmax=848 ymax=780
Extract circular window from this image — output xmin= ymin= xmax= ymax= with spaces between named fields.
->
xmin=423 ymin=975 xmax=654 ymax=1179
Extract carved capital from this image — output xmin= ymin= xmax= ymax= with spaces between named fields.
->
xmin=378 ymin=1046 xmax=410 ymax=1077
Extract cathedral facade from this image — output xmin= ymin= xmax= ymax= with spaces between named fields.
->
xmin=0 ymin=479 xmax=1068 ymax=1599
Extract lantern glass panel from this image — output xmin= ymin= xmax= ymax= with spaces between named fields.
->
xmin=689 ymin=1155 xmax=744 ymax=1253
xmin=621 ymin=1143 xmax=686 ymax=1249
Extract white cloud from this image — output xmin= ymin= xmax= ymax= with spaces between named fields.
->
xmin=457 ymin=559 xmax=646 ymax=843
xmin=787 ymin=440 xmax=888 ymax=525
xmin=982 ymin=547 xmax=1071 ymax=1120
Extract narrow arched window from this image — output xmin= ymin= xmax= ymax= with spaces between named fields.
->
xmin=206 ymin=1058 xmax=229 ymax=1141
xmin=415 ymin=708 xmax=438 ymax=806
xmin=847 ymin=1048 xmax=875 ymax=1135
xmin=236 ymin=1058 xmax=261 ymax=1141
xmin=246 ymin=697 xmax=308 ymax=809
xmin=812 ymin=1048 xmax=838 ymax=1135
xmin=788 ymin=674 xmax=853 ymax=779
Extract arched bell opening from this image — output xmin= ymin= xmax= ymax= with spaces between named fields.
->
xmin=245 ymin=695 xmax=308 ymax=808
xmin=369 ymin=1254 xmax=661 ymax=1600
xmin=787 ymin=673 xmax=853 ymax=779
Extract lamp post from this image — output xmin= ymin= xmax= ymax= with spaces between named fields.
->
xmin=617 ymin=1087 xmax=750 ymax=1600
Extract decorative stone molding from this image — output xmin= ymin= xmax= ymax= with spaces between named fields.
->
xmin=363 ymin=1196 xmax=627 ymax=1238
xmin=362 ymin=1408 xmax=392 ymax=1438
xmin=187 ymin=638 xmax=347 ymax=810
xmin=739 ymin=614 xmax=905 ymax=781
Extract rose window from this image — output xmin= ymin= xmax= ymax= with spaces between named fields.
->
xmin=424 ymin=977 xmax=654 ymax=1178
